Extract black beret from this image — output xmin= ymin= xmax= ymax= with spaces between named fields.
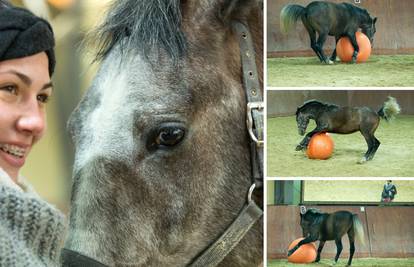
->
xmin=0 ymin=3 xmax=55 ymax=76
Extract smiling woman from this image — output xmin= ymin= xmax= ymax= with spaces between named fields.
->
xmin=0 ymin=54 xmax=53 ymax=179
xmin=0 ymin=1 xmax=66 ymax=266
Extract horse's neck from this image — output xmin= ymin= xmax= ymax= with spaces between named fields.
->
xmin=306 ymin=104 xmax=325 ymax=118
xmin=355 ymin=8 xmax=369 ymax=25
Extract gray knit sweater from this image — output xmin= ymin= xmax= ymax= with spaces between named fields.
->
xmin=0 ymin=173 xmax=66 ymax=266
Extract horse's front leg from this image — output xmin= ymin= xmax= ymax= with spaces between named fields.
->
xmin=315 ymin=240 xmax=326 ymax=262
xmin=348 ymin=33 xmax=360 ymax=64
xmin=287 ymin=236 xmax=318 ymax=257
xmin=296 ymin=126 xmax=327 ymax=151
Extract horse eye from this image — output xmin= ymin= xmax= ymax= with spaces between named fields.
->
xmin=155 ymin=126 xmax=185 ymax=148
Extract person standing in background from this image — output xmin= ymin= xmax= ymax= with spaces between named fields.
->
xmin=381 ymin=180 xmax=397 ymax=203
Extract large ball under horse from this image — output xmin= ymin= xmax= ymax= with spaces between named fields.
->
xmin=295 ymin=97 xmax=400 ymax=163
xmin=61 ymin=0 xmax=263 ymax=267
xmin=280 ymin=1 xmax=377 ymax=64
xmin=288 ymin=208 xmax=365 ymax=266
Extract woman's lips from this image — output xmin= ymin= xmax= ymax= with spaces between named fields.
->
xmin=0 ymin=143 xmax=28 ymax=168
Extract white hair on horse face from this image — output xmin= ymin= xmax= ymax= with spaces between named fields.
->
xmin=73 ymin=48 xmax=156 ymax=173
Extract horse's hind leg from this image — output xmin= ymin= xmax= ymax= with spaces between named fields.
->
xmin=334 ymin=239 xmax=343 ymax=264
xmin=330 ymin=36 xmax=340 ymax=62
xmin=367 ymin=136 xmax=381 ymax=161
xmin=303 ymin=21 xmax=323 ymax=62
xmin=347 ymin=231 xmax=356 ymax=266
xmin=315 ymin=240 xmax=325 ymax=262
xmin=359 ymin=129 xmax=375 ymax=163
xmin=360 ymin=121 xmax=381 ymax=162
xmin=316 ymin=32 xmax=333 ymax=64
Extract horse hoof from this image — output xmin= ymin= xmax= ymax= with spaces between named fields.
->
xmin=295 ymin=145 xmax=304 ymax=151
xmin=357 ymin=158 xmax=367 ymax=164
xmin=328 ymin=59 xmax=334 ymax=65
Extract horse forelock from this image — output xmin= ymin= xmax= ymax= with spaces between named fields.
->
xmin=90 ymin=0 xmax=186 ymax=61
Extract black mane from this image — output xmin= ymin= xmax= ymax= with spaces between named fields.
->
xmin=90 ymin=0 xmax=187 ymax=61
xmin=296 ymin=99 xmax=338 ymax=115
xmin=343 ymin=2 xmax=372 ymax=24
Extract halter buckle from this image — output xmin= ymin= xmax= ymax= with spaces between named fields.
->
xmin=247 ymin=102 xmax=264 ymax=147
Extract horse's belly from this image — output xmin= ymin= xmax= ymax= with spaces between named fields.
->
xmin=331 ymin=126 xmax=359 ymax=134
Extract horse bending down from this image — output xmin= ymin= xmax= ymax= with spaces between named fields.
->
xmin=280 ymin=1 xmax=377 ymax=64
xmin=62 ymin=0 xmax=263 ymax=267
xmin=295 ymin=97 xmax=400 ymax=163
xmin=288 ymin=208 xmax=365 ymax=266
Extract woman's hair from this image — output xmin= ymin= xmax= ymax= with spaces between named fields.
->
xmin=0 ymin=1 xmax=55 ymax=75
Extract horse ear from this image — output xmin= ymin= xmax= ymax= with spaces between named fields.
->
xmin=373 ymin=17 xmax=377 ymax=24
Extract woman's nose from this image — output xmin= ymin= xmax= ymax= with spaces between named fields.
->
xmin=16 ymin=101 xmax=46 ymax=136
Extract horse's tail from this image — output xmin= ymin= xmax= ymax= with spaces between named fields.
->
xmin=280 ymin=4 xmax=305 ymax=34
xmin=378 ymin=96 xmax=401 ymax=122
xmin=352 ymin=214 xmax=365 ymax=246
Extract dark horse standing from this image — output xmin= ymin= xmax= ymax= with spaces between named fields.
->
xmin=288 ymin=208 xmax=365 ymax=266
xmin=280 ymin=1 xmax=377 ymax=64
xmin=295 ymin=97 xmax=400 ymax=163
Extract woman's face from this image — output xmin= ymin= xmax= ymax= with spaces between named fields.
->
xmin=0 ymin=52 xmax=52 ymax=181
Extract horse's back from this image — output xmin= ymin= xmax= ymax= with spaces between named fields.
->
xmin=304 ymin=1 xmax=358 ymax=35
xmin=323 ymin=211 xmax=354 ymax=240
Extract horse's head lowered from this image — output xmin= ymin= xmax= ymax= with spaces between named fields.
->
xmin=359 ymin=9 xmax=377 ymax=45
xmin=300 ymin=208 xmax=323 ymax=238
xmin=64 ymin=0 xmax=262 ymax=266
xmin=295 ymin=101 xmax=316 ymax=136
xmin=295 ymin=110 xmax=310 ymax=136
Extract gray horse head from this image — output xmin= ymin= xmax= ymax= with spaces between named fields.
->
xmin=64 ymin=0 xmax=263 ymax=266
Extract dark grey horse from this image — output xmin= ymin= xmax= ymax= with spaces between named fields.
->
xmin=281 ymin=1 xmax=377 ymax=64
xmin=295 ymin=97 xmax=400 ymax=163
xmin=288 ymin=208 xmax=365 ymax=266
xmin=63 ymin=0 xmax=263 ymax=267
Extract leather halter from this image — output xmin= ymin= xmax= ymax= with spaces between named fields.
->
xmin=61 ymin=21 xmax=263 ymax=267
xmin=187 ymin=20 xmax=264 ymax=267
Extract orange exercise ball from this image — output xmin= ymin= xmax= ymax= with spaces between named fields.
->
xmin=306 ymin=133 xmax=334 ymax=160
xmin=336 ymin=32 xmax=371 ymax=63
xmin=47 ymin=0 xmax=75 ymax=10
xmin=287 ymin=238 xmax=317 ymax=263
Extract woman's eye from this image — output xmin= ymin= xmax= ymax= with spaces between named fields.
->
xmin=37 ymin=94 xmax=50 ymax=103
xmin=155 ymin=127 xmax=185 ymax=147
xmin=0 ymin=85 xmax=18 ymax=94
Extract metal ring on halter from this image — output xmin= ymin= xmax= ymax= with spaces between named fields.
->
xmin=247 ymin=183 xmax=256 ymax=203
